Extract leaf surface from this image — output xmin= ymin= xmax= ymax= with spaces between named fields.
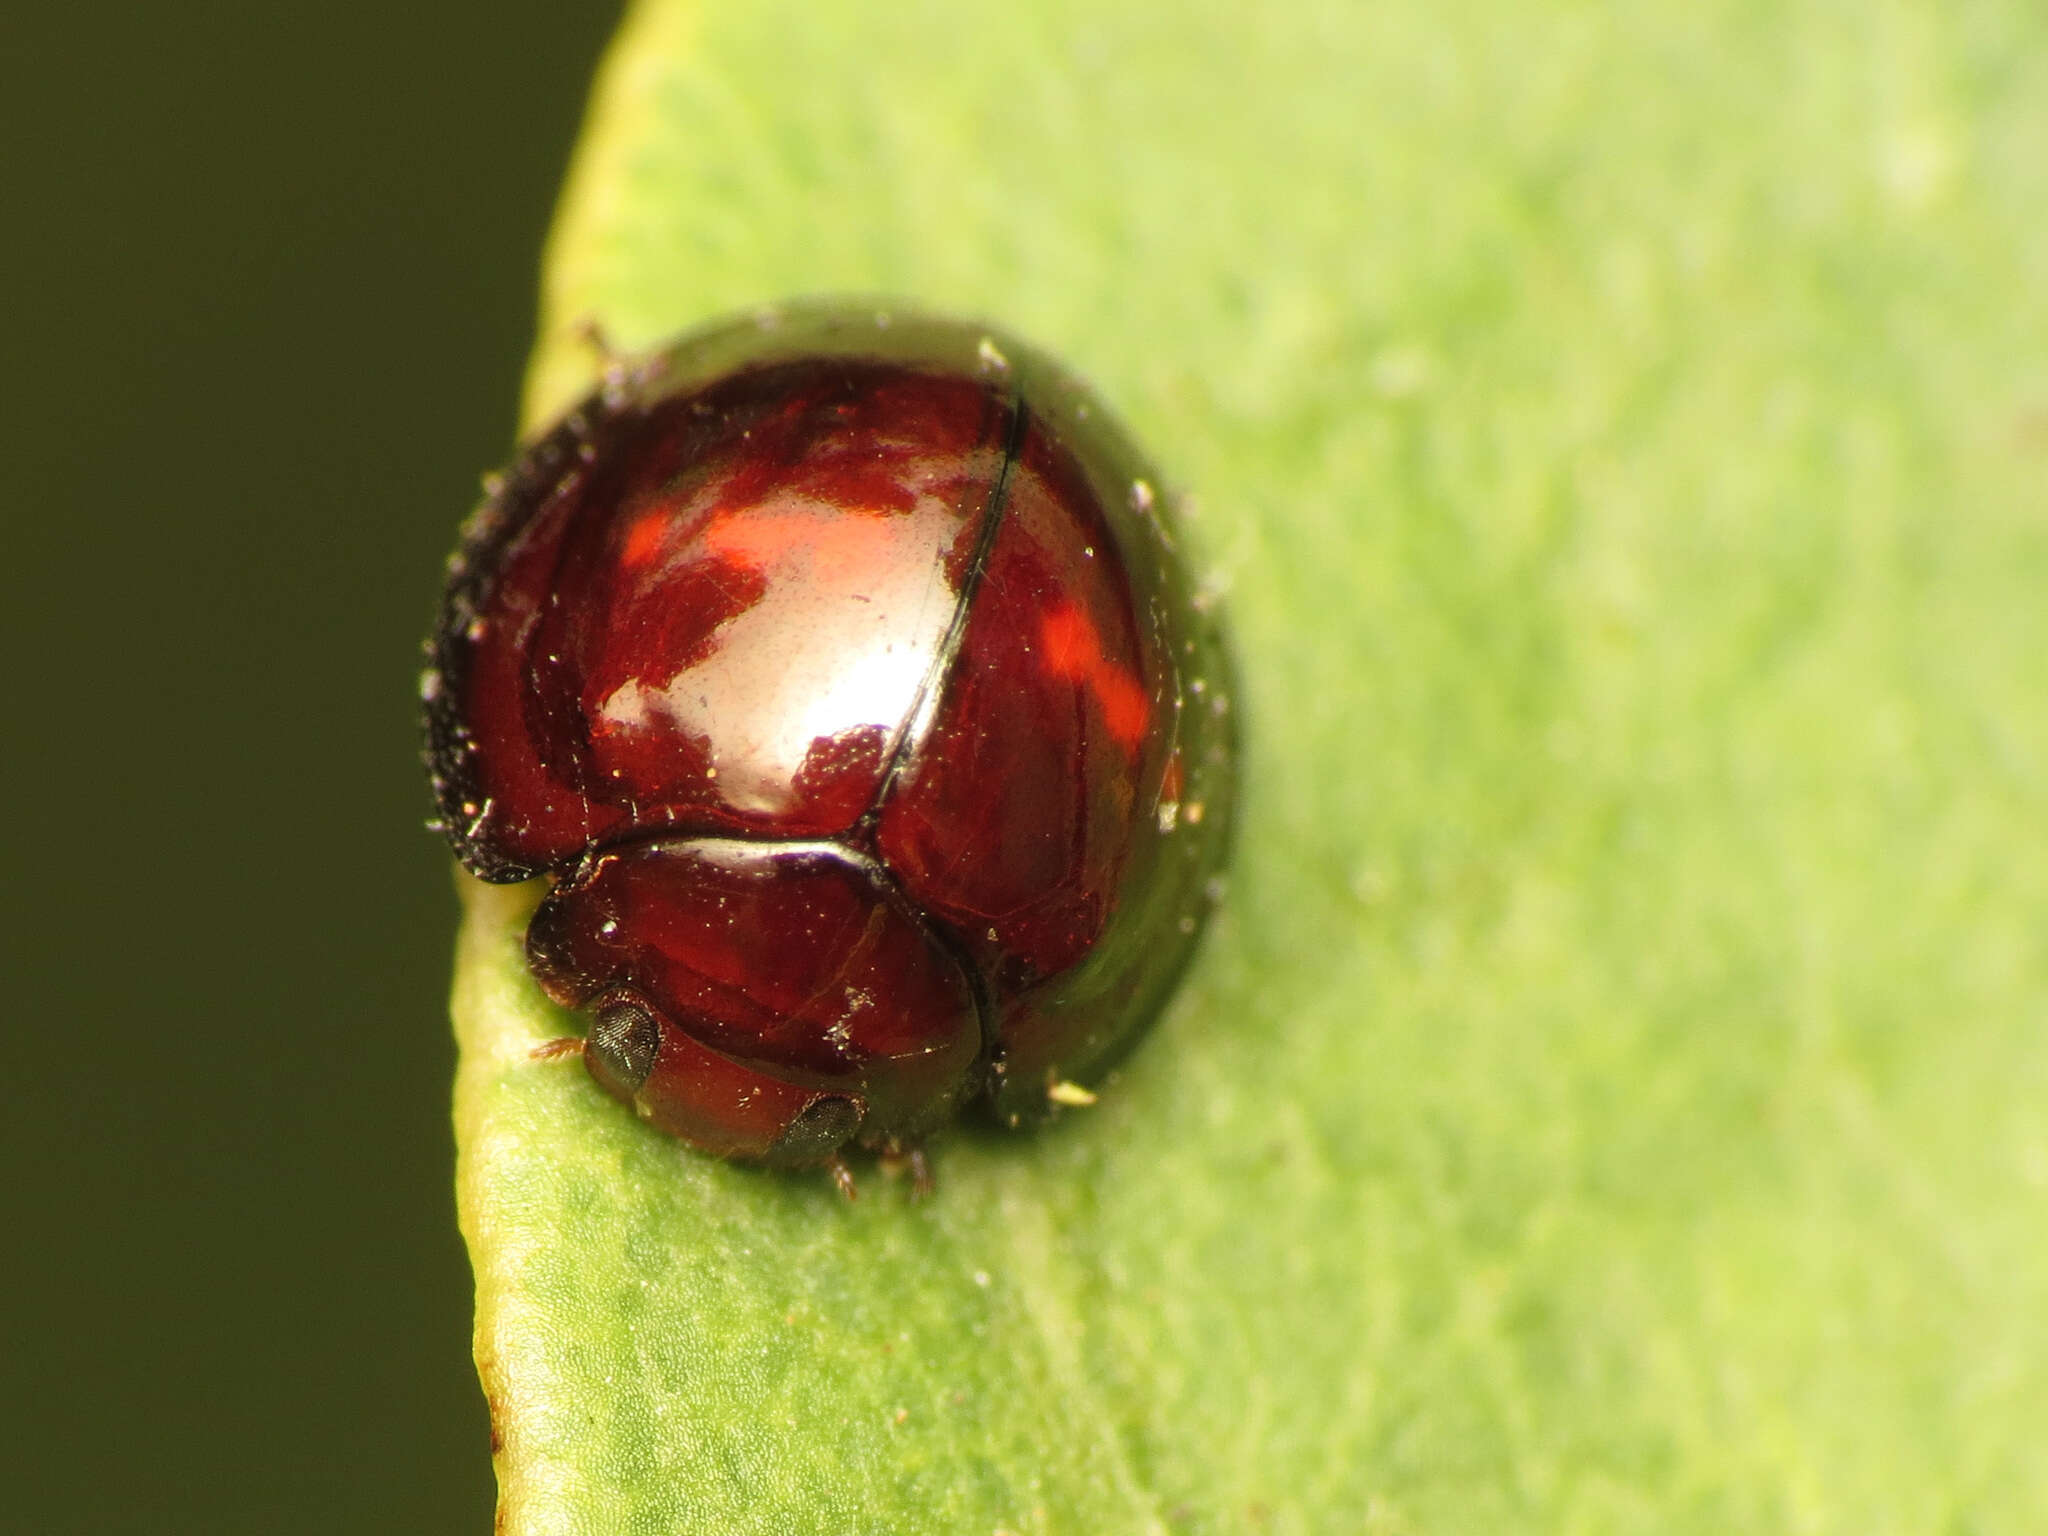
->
xmin=455 ymin=2 xmax=2048 ymax=1529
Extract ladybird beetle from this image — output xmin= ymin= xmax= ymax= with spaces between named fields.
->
xmin=423 ymin=303 xmax=1234 ymax=1191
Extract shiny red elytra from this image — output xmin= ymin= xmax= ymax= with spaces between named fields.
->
xmin=423 ymin=304 xmax=1234 ymax=1190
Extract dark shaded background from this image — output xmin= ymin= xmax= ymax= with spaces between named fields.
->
xmin=6 ymin=4 xmax=625 ymax=1528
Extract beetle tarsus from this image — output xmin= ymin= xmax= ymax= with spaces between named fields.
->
xmin=528 ymin=1036 xmax=584 ymax=1063
xmin=878 ymin=1140 xmax=937 ymax=1198
xmin=826 ymin=1156 xmax=859 ymax=1202
xmin=573 ymin=316 xmax=620 ymax=367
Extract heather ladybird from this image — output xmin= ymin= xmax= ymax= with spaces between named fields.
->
xmin=423 ymin=303 xmax=1235 ymax=1193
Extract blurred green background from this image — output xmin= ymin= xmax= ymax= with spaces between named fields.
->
xmin=5 ymin=5 xmax=621 ymax=1529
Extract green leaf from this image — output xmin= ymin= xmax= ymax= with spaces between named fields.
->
xmin=452 ymin=1 xmax=2048 ymax=1530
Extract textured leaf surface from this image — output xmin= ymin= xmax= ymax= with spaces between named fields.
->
xmin=453 ymin=1 xmax=2048 ymax=1530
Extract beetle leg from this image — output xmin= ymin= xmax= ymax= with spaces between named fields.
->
xmin=826 ymin=1155 xmax=859 ymax=1203
xmin=877 ymin=1140 xmax=937 ymax=1198
xmin=572 ymin=315 xmax=619 ymax=367
xmin=906 ymin=1145 xmax=936 ymax=1199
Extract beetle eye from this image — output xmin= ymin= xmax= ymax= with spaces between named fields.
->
xmin=770 ymin=1094 xmax=864 ymax=1165
xmin=586 ymin=999 xmax=662 ymax=1096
